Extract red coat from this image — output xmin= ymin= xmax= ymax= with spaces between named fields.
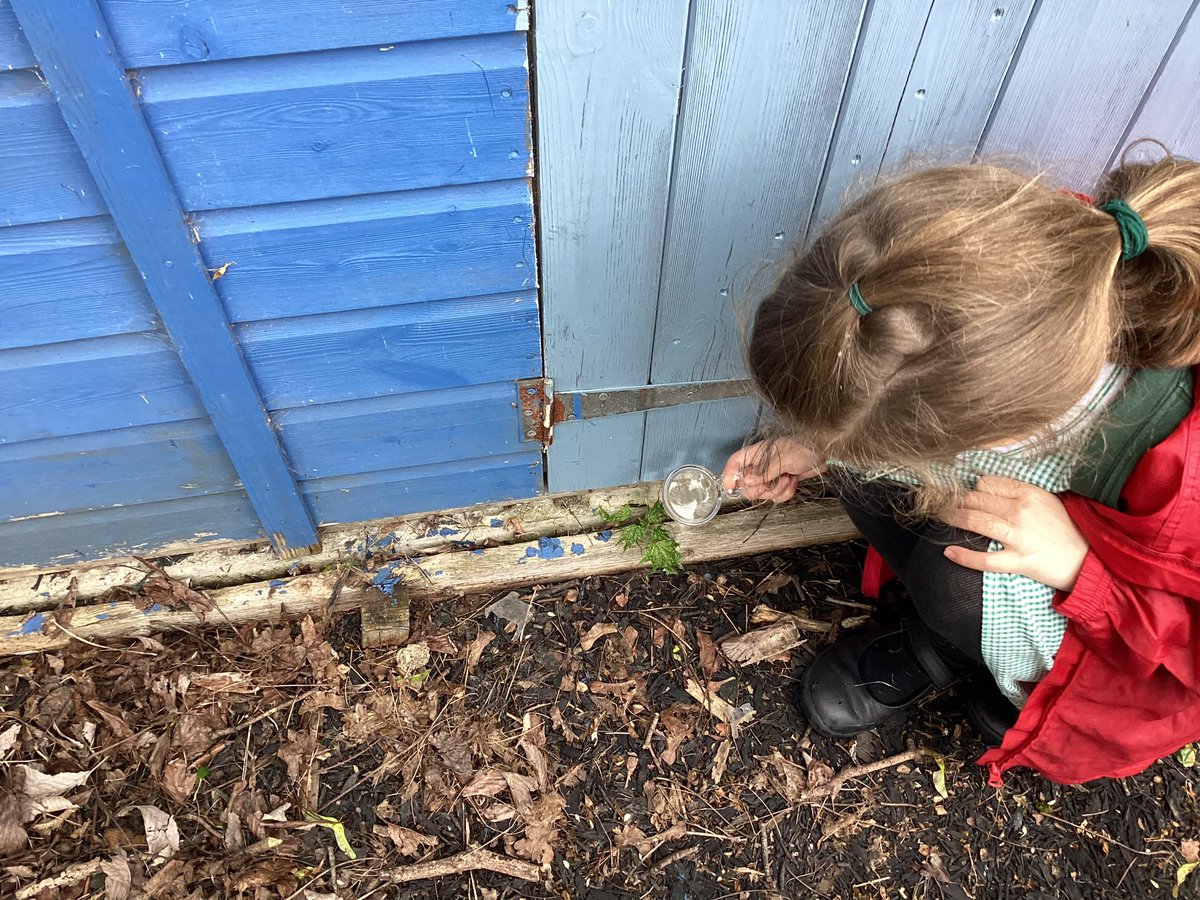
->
xmin=978 ymin=372 xmax=1200 ymax=784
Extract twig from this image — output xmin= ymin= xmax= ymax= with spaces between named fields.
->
xmin=642 ymin=712 xmax=660 ymax=751
xmin=208 ymin=690 xmax=320 ymax=742
xmin=796 ymin=748 xmax=926 ymax=805
xmin=650 ymin=845 xmax=701 ymax=873
xmin=15 ymin=860 xmax=102 ymax=900
xmin=387 ymin=848 xmax=543 ymax=884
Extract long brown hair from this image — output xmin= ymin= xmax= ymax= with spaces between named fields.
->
xmin=748 ymin=150 xmax=1200 ymax=498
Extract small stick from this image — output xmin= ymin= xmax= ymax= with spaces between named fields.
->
xmin=795 ymin=748 xmax=925 ymax=805
xmin=642 ymin=712 xmax=660 ymax=751
xmin=208 ymin=690 xmax=319 ymax=742
xmin=650 ymin=845 xmax=701 ymax=873
xmin=15 ymin=861 xmax=102 ymax=900
xmin=387 ymin=848 xmax=543 ymax=884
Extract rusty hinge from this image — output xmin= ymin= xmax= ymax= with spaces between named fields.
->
xmin=518 ymin=377 xmax=753 ymax=446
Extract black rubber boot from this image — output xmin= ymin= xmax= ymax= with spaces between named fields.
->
xmin=962 ymin=670 xmax=1021 ymax=745
xmin=800 ymin=623 xmax=959 ymax=738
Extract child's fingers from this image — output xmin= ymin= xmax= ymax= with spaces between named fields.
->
xmin=943 ymin=544 xmax=1016 ymax=574
xmin=939 ymin=506 xmax=1012 ymax=544
xmin=972 ymin=476 xmax=1028 ymax=499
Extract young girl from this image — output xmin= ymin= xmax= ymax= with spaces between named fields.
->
xmin=722 ymin=153 xmax=1200 ymax=784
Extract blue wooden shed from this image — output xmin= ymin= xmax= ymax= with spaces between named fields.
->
xmin=3 ymin=0 xmax=1200 ymax=571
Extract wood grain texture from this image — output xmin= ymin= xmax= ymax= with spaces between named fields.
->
xmin=13 ymin=0 xmax=317 ymax=551
xmin=0 ymin=491 xmax=262 ymax=570
xmin=879 ymin=0 xmax=1035 ymax=170
xmin=811 ymin=0 xmax=935 ymax=229
xmin=979 ymin=0 xmax=1195 ymax=184
xmin=195 ymin=179 xmax=534 ymax=323
xmin=0 ymin=419 xmax=238 ymax=521
xmin=236 ymin=292 xmax=540 ymax=410
xmin=534 ymin=0 xmax=690 ymax=491
xmin=641 ymin=0 xmax=865 ymax=480
xmin=137 ymin=33 xmax=530 ymax=211
xmin=101 ymin=0 xmax=524 ymax=68
xmin=0 ymin=70 xmax=105 ymax=226
xmin=1110 ymin=3 xmax=1200 ymax=163
xmin=275 ymin=382 xmax=523 ymax=480
xmin=0 ymin=334 xmax=205 ymax=444
xmin=0 ymin=216 xmax=158 ymax=349
xmin=0 ymin=1 xmax=33 ymax=70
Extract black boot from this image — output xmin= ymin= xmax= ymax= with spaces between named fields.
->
xmin=800 ymin=622 xmax=960 ymax=738
xmin=962 ymin=670 xmax=1020 ymax=745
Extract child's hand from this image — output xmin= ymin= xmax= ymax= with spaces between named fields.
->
xmin=938 ymin=477 xmax=1090 ymax=592
xmin=721 ymin=438 xmax=825 ymax=503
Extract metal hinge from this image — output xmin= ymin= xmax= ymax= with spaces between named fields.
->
xmin=517 ymin=377 xmax=753 ymax=445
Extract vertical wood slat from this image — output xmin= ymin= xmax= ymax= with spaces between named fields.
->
xmin=1117 ymin=2 xmax=1200 ymax=161
xmin=639 ymin=0 xmax=867 ymax=480
xmin=535 ymin=0 xmax=690 ymax=492
xmin=10 ymin=0 xmax=318 ymax=554
xmin=980 ymin=0 xmax=1195 ymax=185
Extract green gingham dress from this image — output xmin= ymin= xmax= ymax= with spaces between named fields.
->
xmin=861 ymin=364 xmax=1130 ymax=706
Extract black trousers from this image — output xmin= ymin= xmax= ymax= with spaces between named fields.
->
xmin=835 ymin=478 xmax=987 ymax=669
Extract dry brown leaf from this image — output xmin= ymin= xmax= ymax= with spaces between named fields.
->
xmin=377 ymin=823 xmax=438 ymax=858
xmin=519 ymin=713 xmax=552 ymax=792
xmin=711 ymin=740 xmax=732 ymax=785
xmin=766 ymin=750 xmax=809 ymax=803
xmin=657 ymin=707 xmax=696 ymax=767
xmin=424 ymin=630 xmax=459 ymax=655
xmin=682 ymin=679 xmax=756 ymax=738
xmin=621 ymin=625 xmax=639 ymax=655
xmin=613 ymin=592 xmax=628 ymax=609
xmin=172 ymin=710 xmax=223 ymax=755
xmin=209 ymin=261 xmax=235 ymax=280
xmin=99 ymin=852 xmax=132 ymax=900
xmin=512 ymin=791 xmax=565 ymax=865
xmin=189 ymin=672 xmax=257 ymax=694
xmin=160 ymin=758 xmax=197 ymax=805
xmin=0 ymin=795 xmax=28 ymax=854
xmin=223 ymin=807 xmax=246 ymax=851
xmin=464 ymin=630 xmax=496 ymax=671
xmin=696 ymin=631 xmax=720 ymax=676
xmin=19 ymin=766 xmax=91 ymax=800
xmin=0 ymin=723 xmax=19 ymax=758
xmin=431 ymin=732 xmax=474 ymax=778
xmin=122 ymin=804 xmax=179 ymax=864
xmin=85 ymin=700 xmax=135 ymax=741
xmin=633 ymin=822 xmax=687 ymax=856
xmin=1183 ymin=838 xmax=1200 ymax=864
xmin=720 ymin=620 xmax=805 ymax=667
xmin=579 ymin=622 xmax=618 ymax=651
xmin=463 ymin=769 xmax=509 ymax=799
xmin=803 ymin=753 xmax=834 ymax=789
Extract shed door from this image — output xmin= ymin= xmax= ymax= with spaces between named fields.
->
xmin=534 ymin=0 xmax=1200 ymax=493
xmin=0 ymin=0 xmax=539 ymax=569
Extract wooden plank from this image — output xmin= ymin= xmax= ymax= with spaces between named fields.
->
xmin=1109 ymin=3 xmax=1200 ymax=163
xmin=641 ymin=1 xmax=865 ymax=480
xmin=236 ymin=292 xmax=540 ymax=410
xmin=101 ymin=0 xmax=524 ymax=68
xmin=137 ymin=33 xmax=530 ymax=211
xmin=194 ymin=179 xmax=534 ymax=323
xmin=534 ymin=0 xmax=690 ymax=492
xmin=275 ymin=382 xmax=524 ymax=480
xmin=13 ymin=0 xmax=318 ymax=553
xmin=879 ymin=0 xmax=1036 ymax=169
xmin=0 ymin=216 xmax=157 ymax=349
xmin=0 ymin=1 xmax=34 ymax=70
xmin=979 ymin=0 xmax=1195 ymax=184
xmin=810 ymin=0 xmax=935 ymax=229
xmin=0 ymin=420 xmax=238 ymax=522
xmin=0 ymin=491 xmax=263 ymax=571
xmin=0 ymin=334 xmax=205 ymax=444
xmin=303 ymin=451 xmax=543 ymax=525
xmin=0 ymin=499 xmax=858 ymax=657
xmin=0 ymin=70 xmax=105 ymax=226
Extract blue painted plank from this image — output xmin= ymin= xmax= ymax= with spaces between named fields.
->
xmin=195 ymin=180 xmax=534 ymax=322
xmin=0 ymin=420 xmax=238 ymax=521
xmin=137 ymin=34 xmax=530 ymax=211
xmin=101 ymin=0 xmax=525 ymax=68
xmin=236 ymin=292 xmax=541 ymax=410
xmin=275 ymin=382 xmax=524 ymax=480
xmin=0 ymin=334 xmax=206 ymax=444
xmin=0 ymin=492 xmax=262 ymax=570
xmin=0 ymin=1 xmax=33 ymax=70
xmin=304 ymin=452 xmax=543 ymax=526
xmin=979 ymin=0 xmax=1195 ymax=184
xmin=0 ymin=217 xmax=158 ymax=349
xmin=0 ymin=70 xmax=106 ymax=226
xmin=1119 ymin=5 xmax=1200 ymax=162
xmin=535 ymin=0 xmax=691 ymax=492
xmin=12 ymin=0 xmax=317 ymax=552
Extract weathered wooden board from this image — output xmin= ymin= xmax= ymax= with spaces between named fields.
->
xmin=0 ymin=419 xmax=238 ymax=521
xmin=0 ymin=1 xmax=34 ymax=70
xmin=0 ymin=483 xmax=664 ymax=612
xmin=979 ymin=0 xmax=1195 ymax=183
xmin=0 ymin=334 xmax=205 ymax=443
xmin=102 ymin=0 xmax=525 ymax=68
xmin=641 ymin=1 xmax=864 ymax=480
xmin=137 ymin=34 xmax=530 ymax=211
xmin=236 ymin=292 xmax=540 ymax=410
xmin=535 ymin=0 xmax=691 ymax=491
xmin=0 ymin=499 xmax=858 ymax=657
xmin=195 ymin=179 xmax=534 ymax=323
xmin=0 ymin=216 xmax=158 ymax=349
xmin=0 ymin=70 xmax=105 ymax=226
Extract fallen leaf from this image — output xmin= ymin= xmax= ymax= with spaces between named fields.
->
xmin=613 ymin=592 xmax=628 ymax=609
xmin=304 ymin=811 xmax=358 ymax=859
xmin=190 ymin=672 xmax=257 ymax=694
xmin=579 ymin=622 xmax=618 ymax=651
xmin=431 ymin=731 xmax=474 ymax=778
xmin=1180 ymin=861 xmax=1200 ymax=898
xmin=85 ymin=700 xmax=135 ymax=741
xmin=393 ymin=642 xmax=431 ymax=677
xmin=765 ymin=750 xmax=808 ymax=803
xmin=696 ymin=631 xmax=720 ymax=676
xmin=0 ymin=723 xmax=20 ymax=757
xmin=519 ymin=713 xmax=552 ymax=792
xmin=512 ymin=791 xmax=565 ymax=865
xmin=711 ymin=740 xmax=732 ymax=784
xmin=486 ymin=592 xmax=533 ymax=639
xmin=224 ymin=807 xmax=246 ymax=851
xmin=464 ymin=630 xmax=496 ymax=671
xmin=99 ymin=852 xmax=132 ymax=900
xmin=1178 ymin=744 xmax=1197 ymax=768
xmin=1183 ymin=839 xmax=1200 ymax=864
xmin=657 ymin=707 xmax=697 ymax=767
xmin=160 ymin=758 xmax=197 ymax=805
xmin=0 ymin=795 xmax=28 ymax=853
xmin=463 ymin=769 xmax=509 ymax=799
xmin=930 ymin=754 xmax=949 ymax=800
xmin=720 ymin=620 xmax=806 ymax=666
xmin=208 ymin=261 xmax=235 ymax=280
xmin=122 ymin=804 xmax=180 ymax=864
xmin=920 ymin=848 xmax=952 ymax=885
xmin=749 ymin=604 xmax=787 ymax=625
xmin=683 ymin=679 xmax=756 ymax=738
xmin=19 ymin=765 xmax=91 ymax=800
xmin=376 ymin=823 xmax=438 ymax=858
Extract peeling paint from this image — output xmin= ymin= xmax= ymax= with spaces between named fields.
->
xmin=570 ymin=543 xmax=585 ymax=556
xmin=596 ymin=530 xmax=612 ymax=542
xmin=7 ymin=612 xmax=47 ymax=637
xmin=523 ymin=536 xmax=564 ymax=560
xmin=489 ymin=518 xmax=504 ymax=528
xmin=142 ymin=603 xmax=163 ymax=615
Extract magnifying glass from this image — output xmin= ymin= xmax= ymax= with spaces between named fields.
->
xmin=661 ymin=464 xmax=743 ymax=526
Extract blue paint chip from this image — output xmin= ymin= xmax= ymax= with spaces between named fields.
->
xmin=472 ymin=549 xmax=485 ymax=556
xmin=10 ymin=612 xmax=47 ymax=637
xmin=525 ymin=547 xmax=539 ymax=558
xmin=269 ymin=580 xmax=286 ymax=588
xmin=596 ymin=530 xmax=612 ymax=542
xmin=570 ymin=543 xmax=585 ymax=556
xmin=95 ymin=613 xmax=110 ymax=621
xmin=534 ymin=536 xmax=564 ymax=559
xmin=372 ymin=565 xmax=405 ymax=597
xmin=109 ymin=601 xmax=119 ymax=608
xmin=490 ymin=518 xmax=504 ymax=528
xmin=439 ymin=527 xmax=460 ymax=537
xmin=434 ymin=570 xmax=444 ymax=576
xmin=143 ymin=603 xmax=163 ymax=615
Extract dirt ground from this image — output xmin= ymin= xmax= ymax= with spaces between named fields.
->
xmin=1 ymin=540 xmax=1198 ymax=899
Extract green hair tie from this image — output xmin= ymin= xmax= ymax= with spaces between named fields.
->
xmin=848 ymin=282 xmax=872 ymax=316
xmin=1097 ymin=199 xmax=1149 ymax=261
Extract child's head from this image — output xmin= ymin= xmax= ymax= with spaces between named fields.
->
xmin=748 ymin=151 xmax=1200 ymax=479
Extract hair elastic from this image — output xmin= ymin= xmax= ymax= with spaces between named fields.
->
xmin=848 ymin=282 xmax=872 ymax=316
xmin=1097 ymin=199 xmax=1149 ymax=261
